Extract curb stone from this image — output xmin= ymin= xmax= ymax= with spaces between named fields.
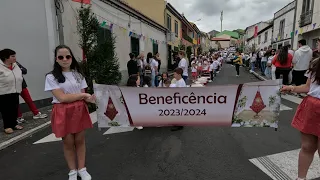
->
xmin=0 ymin=121 xmax=51 ymax=151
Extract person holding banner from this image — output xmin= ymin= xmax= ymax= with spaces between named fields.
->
xmin=282 ymin=56 xmax=320 ymax=180
xmin=126 ymin=74 xmax=144 ymax=130
xmin=171 ymin=68 xmax=186 ymax=131
xmin=44 ymin=45 xmax=95 ymax=180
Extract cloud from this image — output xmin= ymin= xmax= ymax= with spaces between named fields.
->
xmin=166 ymin=0 xmax=293 ymax=32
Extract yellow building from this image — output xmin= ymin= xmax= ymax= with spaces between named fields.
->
xmin=121 ymin=0 xmax=165 ymax=26
xmin=165 ymin=3 xmax=182 ymax=50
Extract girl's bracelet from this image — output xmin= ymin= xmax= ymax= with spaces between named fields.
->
xmin=290 ymin=85 xmax=295 ymax=92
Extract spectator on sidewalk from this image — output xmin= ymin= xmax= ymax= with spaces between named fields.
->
xmin=136 ymin=53 xmax=144 ymax=86
xmin=288 ymin=44 xmax=295 ymax=56
xmin=127 ymin=53 xmax=139 ymax=77
xmin=178 ymin=51 xmax=189 ymax=84
xmin=261 ymin=48 xmax=267 ymax=75
xmin=0 ymin=49 xmax=24 ymax=134
xmin=272 ymin=46 xmax=293 ymax=85
xmin=144 ymin=52 xmax=158 ymax=87
xmin=250 ymin=51 xmax=257 ymax=73
xmin=265 ymin=49 xmax=276 ymax=79
xmin=15 ymin=62 xmax=48 ymax=124
xmin=292 ymin=39 xmax=313 ymax=87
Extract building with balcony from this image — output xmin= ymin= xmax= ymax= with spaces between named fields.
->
xmin=293 ymin=0 xmax=319 ymax=50
xmin=165 ymin=3 xmax=182 ymax=70
xmin=272 ymin=1 xmax=296 ymax=49
xmin=200 ymin=32 xmax=211 ymax=52
xmin=190 ymin=22 xmax=201 ymax=55
xmin=246 ymin=23 xmax=273 ymax=51
xmin=180 ymin=14 xmax=195 ymax=53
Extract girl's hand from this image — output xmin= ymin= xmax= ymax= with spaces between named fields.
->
xmin=85 ymin=94 xmax=96 ymax=104
xmin=82 ymin=93 xmax=92 ymax=99
xmin=281 ymin=85 xmax=294 ymax=93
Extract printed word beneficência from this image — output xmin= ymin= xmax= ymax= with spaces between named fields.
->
xmin=139 ymin=92 xmax=227 ymax=105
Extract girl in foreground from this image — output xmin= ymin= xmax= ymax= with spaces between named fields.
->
xmin=281 ymin=57 xmax=320 ymax=180
xmin=45 ymin=45 xmax=95 ymax=180
xmin=127 ymin=74 xmax=143 ymax=130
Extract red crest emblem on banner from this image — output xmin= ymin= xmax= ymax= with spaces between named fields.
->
xmin=104 ymin=97 xmax=118 ymax=120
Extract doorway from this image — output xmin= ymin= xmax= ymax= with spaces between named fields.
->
xmin=167 ymin=45 xmax=172 ymax=70
xmin=131 ymin=37 xmax=140 ymax=57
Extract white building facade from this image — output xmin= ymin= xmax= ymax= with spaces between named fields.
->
xmin=63 ymin=0 xmax=167 ymax=83
xmin=293 ymin=0 xmax=318 ymax=50
xmin=245 ymin=21 xmax=271 ymax=52
xmin=0 ymin=0 xmax=59 ymax=109
xmin=272 ymin=1 xmax=296 ymax=50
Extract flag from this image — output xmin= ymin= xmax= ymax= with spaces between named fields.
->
xmin=72 ymin=0 xmax=91 ymax=4
xmin=254 ymin=26 xmax=258 ymax=37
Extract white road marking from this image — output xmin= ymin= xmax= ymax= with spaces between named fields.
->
xmin=280 ymin=104 xmax=292 ymax=111
xmin=282 ymin=94 xmax=303 ymax=104
xmin=103 ymin=127 xmax=135 ymax=135
xmin=33 ymin=112 xmax=97 ymax=144
xmin=250 ymin=149 xmax=320 ymax=180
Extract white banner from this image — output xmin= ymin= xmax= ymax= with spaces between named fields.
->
xmin=94 ymin=80 xmax=282 ymax=128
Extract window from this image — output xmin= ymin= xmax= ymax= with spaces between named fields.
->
xmin=264 ymin=31 xmax=268 ymax=43
xmin=279 ymin=19 xmax=285 ymax=39
xmin=153 ymin=43 xmax=158 ymax=55
xmin=174 ymin=20 xmax=178 ymax=37
xmin=300 ymin=0 xmax=313 ymax=27
xmin=167 ymin=14 xmax=171 ymax=31
xmin=258 ymin=35 xmax=261 ymax=44
xmin=312 ymin=38 xmax=317 ymax=49
xmin=131 ymin=36 xmax=140 ymax=57
xmin=284 ymin=41 xmax=290 ymax=46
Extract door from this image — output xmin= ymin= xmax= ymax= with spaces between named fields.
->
xmin=131 ymin=37 xmax=140 ymax=57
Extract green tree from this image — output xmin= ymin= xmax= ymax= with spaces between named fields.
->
xmin=77 ymin=6 xmax=122 ymax=111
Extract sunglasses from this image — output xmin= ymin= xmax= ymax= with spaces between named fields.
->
xmin=57 ymin=55 xmax=72 ymax=60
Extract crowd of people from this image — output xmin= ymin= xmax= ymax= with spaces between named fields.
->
xmin=242 ymin=39 xmax=314 ymax=98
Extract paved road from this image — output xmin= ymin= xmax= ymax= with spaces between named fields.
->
xmin=0 ymin=64 xmax=318 ymax=180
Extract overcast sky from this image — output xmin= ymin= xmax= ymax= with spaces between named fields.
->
xmin=166 ymin=0 xmax=293 ymax=33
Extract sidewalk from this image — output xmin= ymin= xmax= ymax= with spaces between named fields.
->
xmin=0 ymin=106 xmax=52 ymax=150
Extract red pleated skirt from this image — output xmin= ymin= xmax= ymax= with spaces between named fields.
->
xmin=51 ymin=100 xmax=93 ymax=138
xmin=292 ymin=96 xmax=320 ymax=137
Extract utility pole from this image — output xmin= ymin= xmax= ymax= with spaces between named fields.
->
xmin=220 ymin=11 xmax=223 ymax=32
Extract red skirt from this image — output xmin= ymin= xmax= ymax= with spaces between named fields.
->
xmin=292 ymin=96 xmax=320 ymax=137
xmin=192 ymin=72 xmax=197 ymax=77
xmin=51 ymin=100 xmax=93 ymax=138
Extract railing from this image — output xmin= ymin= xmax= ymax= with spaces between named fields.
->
xmin=300 ymin=10 xmax=313 ymax=27
xmin=182 ymin=33 xmax=193 ymax=44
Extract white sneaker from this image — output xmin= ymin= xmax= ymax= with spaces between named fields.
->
xmin=136 ymin=126 xmax=143 ymax=130
xmin=208 ymin=80 xmax=213 ymax=82
xmin=78 ymin=168 xmax=92 ymax=180
xmin=236 ymin=75 xmax=239 ymax=77
xmin=33 ymin=112 xmax=48 ymax=119
xmin=17 ymin=117 xmax=26 ymax=124
xmin=68 ymin=170 xmax=78 ymax=180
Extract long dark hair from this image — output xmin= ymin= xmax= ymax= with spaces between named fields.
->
xmin=146 ymin=52 xmax=153 ymax=64
xmin=49 ymin=45 xmax=84 ymax=83
xmin=160 ymin=72 xmax=169 ymax=87
xmin=127 ymin=74 xmax=139 ymax=87
xmin=309 ymin=58 xmax=320 ymax=85
xmin=277 ymin=46 xmax=289 ymax=65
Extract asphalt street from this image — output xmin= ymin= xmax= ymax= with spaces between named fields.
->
xmin=0 ymin=64 xmax=316 ymax=180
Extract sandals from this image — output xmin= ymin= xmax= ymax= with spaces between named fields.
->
xmin=4 ymin=125 xmax=23 ymax=134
